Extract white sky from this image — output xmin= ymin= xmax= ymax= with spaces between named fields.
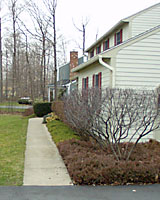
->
xmin=1 ymin=0 xmax=160 ymax=61
xmin=55 ymin=0 xmax=160 ymax=58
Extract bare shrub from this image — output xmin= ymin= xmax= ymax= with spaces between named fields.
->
xmin=64 ymin=88 xmax=103 ymax=140
xmin=64 ymin=88 xmax=160 ymax=160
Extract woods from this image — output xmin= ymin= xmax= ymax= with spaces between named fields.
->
xmin=0 ymin=0 xmax=65 ymax=101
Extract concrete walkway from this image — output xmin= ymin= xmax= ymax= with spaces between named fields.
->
xmin=23 ymin=118 xmax=73 ymax=186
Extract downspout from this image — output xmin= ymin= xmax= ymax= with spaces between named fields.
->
xmin=98 ymin=55 xmax=115 ymax=87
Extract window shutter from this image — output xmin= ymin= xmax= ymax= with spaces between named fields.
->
xmin=114 ymin=33 xmax=117 ymax=46
xmin=92 ymin=74 xmax=95 ymax=87
xmin=86 ymin=77 xmax=89 ymax=89
xmin=107 ymin=38 xmax=110 ymax=49
xmin=99 ymin=45 xmax=101 ymax=53
xmin=82 ymin=78 xmax=84 ymax=89
xmin=120 ymin=29 xmax=123 ymax=43
xmin=98 ymin=72 xmax=102 ymax=89
xmin=103 ymin=42 xmax=105 ymax=51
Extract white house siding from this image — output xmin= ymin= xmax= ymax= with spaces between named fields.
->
xmin=78 ymin=63 xmax=110 ymax=90
xmin=116 ymin=30 xmax=160 ymax=90
xmin=88 ymin=23 xmax=129 ymax=59
xmin=116 ymin=30 xmax=160 ymax=142
xmin=131 ymin=4 xmax=160 ymax=37
xmin=107 ymin=23 xmax=130 ymax=49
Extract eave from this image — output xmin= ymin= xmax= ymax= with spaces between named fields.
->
xmin=72 ymin=25 xmax=160 ymax=73
xmin=85 ymin=20 xmax=129 ymax=52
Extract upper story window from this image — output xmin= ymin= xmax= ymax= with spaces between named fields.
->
xmin=103 ymin=39 xmax=109 ymax=51
xmin=96 ymin=45 xmax=101 ymax=54
xmin=90 ymin=50 xmax=94 ymax=58
xmin=114 ymin=29 xmax=123 ymax=46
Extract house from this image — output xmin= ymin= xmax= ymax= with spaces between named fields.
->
xmin=71 ymin=3 xmax=160 ymax=142
xmin=48 ymin=51 xmax=86 ymax=101
xmin=72 ymin=3 xmax=160 ymax=91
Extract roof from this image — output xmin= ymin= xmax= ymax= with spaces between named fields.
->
xmin=86 ymin=3 xmax=160 ymax=52
xmin=73 ymin=25 xmax=160 ymax=72
xmin=85 ymin=20 xmax=128 ymax=52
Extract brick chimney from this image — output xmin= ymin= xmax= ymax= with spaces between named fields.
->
xmin=70 ymin=51 xmax=78 ymax=80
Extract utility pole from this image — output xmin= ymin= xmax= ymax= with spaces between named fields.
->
xmin=0 ymin=18 xmax=3 ymax=102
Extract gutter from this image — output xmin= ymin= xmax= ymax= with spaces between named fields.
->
xmin=98 ymin=55 xmax=115 ymax=87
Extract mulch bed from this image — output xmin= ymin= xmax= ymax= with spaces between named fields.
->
xmin=58 ymin=139 xmax=160 ymax=185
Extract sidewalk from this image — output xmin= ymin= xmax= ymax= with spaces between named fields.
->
xmin=23 ymin=118 xmax=72 ymax=186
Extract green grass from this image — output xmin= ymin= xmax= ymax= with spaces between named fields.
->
xmin=0 ymin=101 xmax=19 ymax=106
xmin=0 ymin=101 xmax=28 ymax=113
xmin=0 ymin=115 xmax=28 ymax=185
xmin=47 ymin=120 xmax=79 ymax=144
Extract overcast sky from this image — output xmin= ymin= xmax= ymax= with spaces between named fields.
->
xmin=1 ymin=0 xmax=160 ymax=60
xmin=55 ymin=0 xmax=160 ymax=58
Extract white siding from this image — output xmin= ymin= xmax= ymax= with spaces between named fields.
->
xmin=116 ymin=30 xmax=160 ymax=89
xmin=78 ymin=63 xmax=110 ymax=90
xmin=131 ymin=4 xmax=160 ymax=37
xmin=88 ymin=24 xmax=129 ymax=59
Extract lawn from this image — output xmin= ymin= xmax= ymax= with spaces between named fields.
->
xmin=0 ymin=101 xmax=30 ymax=113
xmin=0 ymin=115 xmax=28 ymax=185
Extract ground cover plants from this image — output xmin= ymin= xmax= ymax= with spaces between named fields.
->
xmin=46 ymin=117 xmax=160 ymax=186
xmin=0 ymin=115 xmax=28 ymax=185
xmin=58 ymin=138 xmax=160 ymax=185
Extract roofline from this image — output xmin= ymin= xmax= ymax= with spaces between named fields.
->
xmin=72 ymin=55 xmax=99 ymax=72
xmin=72 ymin=25 xmax=160 ymax=73
xmin=85 ymin=20 xmax=128 ymax=52
xmin=85 ymin=2 xmax=160 ymax=52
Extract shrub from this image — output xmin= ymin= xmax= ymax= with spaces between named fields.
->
xmin=58 ymin=139 xmax=160 ymax=185
xmin=23 ymin=108 xmax=34 ymax=116
xmin=33 ymin=102 xmax=52 ymax=117
xmin=46 ymin=112 xmax=59 ymax=123
xmin=63 ymin=88 xmax=160 ymax=161
xmin=42 ymin=112 xmax=59 ymax=123
xmin=52 ymin=101 xmax=65 ymax=121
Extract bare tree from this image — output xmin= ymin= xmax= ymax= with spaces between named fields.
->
xmin=24 ymin=0 xmax=51 ymax=101
xmin=43 ymin=0 xmax=58 ymax=100
xmin=64 ymin=88 xmax=160 ymax=161
xmin=7 ymin=0 xmax=24 ymax=98
xmin=73 ymin=17 xmax=89 ymax=55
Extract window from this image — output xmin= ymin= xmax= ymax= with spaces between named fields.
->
xmin=90 ymin=50 xmax=94 ymax=58
xmin=103 ymin=39 xmax=109 ymax=51
xmin=114 ymin=29 xmax=123 ymax=46
xmin=96 ymin=45 xmax=101 ymax=54
xmin=92 ymin=72 xmax=102 ymax=89
xmin=82 ymin=77 xmax=89 ymax=90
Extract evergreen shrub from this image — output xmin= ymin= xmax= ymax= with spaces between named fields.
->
xmin=33 ymin=102 xmax=52 ymax=117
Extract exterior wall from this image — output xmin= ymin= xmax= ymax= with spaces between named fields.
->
xmin=78 ymin=62 xmax=111 ymax=90
xmin=131 ymin=4 xmax=160 ymax=37
xmin=116 ymin=30 xmax=160 ymax=89
xmin=59 ymin=63 xmax=70 ymax=81
xmin=88 ymin=23 xmax=130 ymax=59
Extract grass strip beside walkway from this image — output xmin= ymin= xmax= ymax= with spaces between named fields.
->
xmin=47 ymin=120 xmax=79 ymax=144
xmin=0 ymin=115 xmax=28 ymax=185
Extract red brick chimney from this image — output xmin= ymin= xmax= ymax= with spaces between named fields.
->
xmin=70 ymin=51 xmax=78 ymax=80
